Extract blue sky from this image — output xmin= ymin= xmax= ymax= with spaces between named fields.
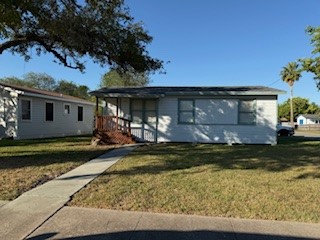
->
xmin=1 ymin=0 xmax=320 ymax=103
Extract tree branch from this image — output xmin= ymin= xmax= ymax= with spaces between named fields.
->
xmin=0 ymin=38 xmax=29 ymax=54
xmin=0 ymin=34 xmax=82 ymax=70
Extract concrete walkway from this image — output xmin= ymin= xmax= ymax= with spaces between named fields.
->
xmin=0 ymin=146 xmax=136 ymax=240
xmin=0 ymin=200 xmax=9 ymax=208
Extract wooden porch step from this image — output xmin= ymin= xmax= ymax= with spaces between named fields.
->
xmin=93 ymin=130 xmax=136 ymax=145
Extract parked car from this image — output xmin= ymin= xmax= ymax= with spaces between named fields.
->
xmin=277 ymin=124 xmax=295 ymax=136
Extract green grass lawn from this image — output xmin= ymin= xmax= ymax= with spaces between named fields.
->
xmin=0 ymin=136 xmax=113 ymax=200
xmin=69 ymin=137 xmax=320 ymax=223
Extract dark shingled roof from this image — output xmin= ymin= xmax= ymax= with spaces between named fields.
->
xmin=299 ymin=114 xmax=320 ymax=120
xmin=90 ymin=86 xmax=285 ymax=98
xmin=0 ymin=82 xmax=93 ymax=104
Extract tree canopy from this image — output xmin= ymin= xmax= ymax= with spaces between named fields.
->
xmin=55 ymin=80 xmax=90 ymax=100
xmin=100 ymin=69 xmax=150 ymax=87
xmin=278 ymin=97 xmax=320 ymax=121
xmin=0 ymin=0 xmax=163 ymax=73
xmin=282 ymin=25 xmax=320 ymax=90
xmin=0 ymin=72 xmax=90 ymax=99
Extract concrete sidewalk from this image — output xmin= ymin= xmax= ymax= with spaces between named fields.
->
xmin=0 ymin=146 xmax=137 ymax=240
xmin=27 ymin=207 xmax=320 ymax=240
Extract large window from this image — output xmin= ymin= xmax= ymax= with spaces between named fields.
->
xmin=78 ymin=106 xmax=83 ymax=121
xmin=131 ymin=99 xmax=157 ymax=124
xmin=238 ymin=100 xmax=256 ymax=125
xmin=21 ymin=99 xmax=31 ymax=120
xmin=45 ymin=102 xmax=54 ymax=121
xmin=178 ymin=99 xmax=195 ymax=124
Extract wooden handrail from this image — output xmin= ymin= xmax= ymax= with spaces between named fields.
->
xmin=95 ymin=116 xmax=132 ymax=136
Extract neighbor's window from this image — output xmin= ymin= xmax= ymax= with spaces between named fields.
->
xmin=178 ymin=99 xmax=195 ymax=124
xmin=238 ymin=100 xmax=256 ymax=125
xmin=78 ymin=106 xmax=83 ymax=121
xmin=45 ymin=102 xmax=54 ymax=121
xmin=21 ymin=99 xmax=31 ymax=120
xmin=64 ymin=104 xmax=70 ymax=115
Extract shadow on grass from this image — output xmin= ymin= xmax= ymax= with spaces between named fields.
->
xmin=0 ymin=135 xmax=92 ymax=147
xmin=0 ymin=149 xmax=109 ymax=170
xmin=27 ymin=230 xmax=317 ymax=240
xmin=105 ymin=136 xmax=320 ymax=177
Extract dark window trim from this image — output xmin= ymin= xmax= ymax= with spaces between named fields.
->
xmin=45 ymin=102 xmax=54 ymax=122
xmin=78 ymin=106 xmax=84 ymax=122
xmin=21 ymin=99 xmax=32 ymax=121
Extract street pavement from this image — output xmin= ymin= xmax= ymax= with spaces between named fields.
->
xmin=27 ymin=207 xmax=320 ymax=240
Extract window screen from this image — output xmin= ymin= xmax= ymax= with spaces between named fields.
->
xmin=21 ymin=100 xmax=31 ymax=120
xmin=178 ymin=99 xmax=195 ymax=124
xmin=78 ymin=106 xmax=83 ymax=121
xmin=238 ymin=100 xmax=256 ymax=125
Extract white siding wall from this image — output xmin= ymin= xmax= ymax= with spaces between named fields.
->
xmin=297 ymin=116 xmax=306 ymax=125
xmin=105 ymin=95 xmax=278 ymax=144
xmin=156 ymin=96 xmax=277 ymax=145
xmin=17 ymin=96 xmax=94 ymax=139
xmin=0 ymin=89 xmax=18 ymax=138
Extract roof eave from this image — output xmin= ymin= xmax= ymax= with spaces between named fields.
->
xmin=23 ymin=92 xmax=95 ymax=105
xmin=165 ymin=90 xmax=286 ymax=96
xmin=89 ymin=92 xmax=163 ymax=98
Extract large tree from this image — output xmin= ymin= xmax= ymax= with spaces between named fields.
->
xmin=100 ymin=69 xmax=150 ymax=87
xmin=0 ymin=0 xmax=163 ymax=73
xmin=278 ymin=97 xmax=320 ymax=121
xmin=280 ymin=62 xmax=302 ymax=126
xmin=23 ymin=72 xmax=57 ymax=91
xmin=298 ymin=26 xmax=320 ymax=89
xmin=55 ymin=80 xmax=90 ymax=100
xmin=0 ymin=72 xmax=56 ymax=90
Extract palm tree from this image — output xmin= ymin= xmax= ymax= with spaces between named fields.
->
xmin=280 ymin=62 xmax=302 ymax=127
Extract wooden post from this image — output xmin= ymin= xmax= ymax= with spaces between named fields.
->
xmin=116 ymin=98 xmax=119 ymax=131
xmin=95 ymin=97 xmax=99 ymax=116
xmin=128 ymin=121 xmax=131 ymax=137
xmin=95 ymin=96 xmax=99 ymax=129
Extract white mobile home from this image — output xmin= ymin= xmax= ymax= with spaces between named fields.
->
xmin=297 ymin=114 xmax=320 ymax=125
xmin=91 ymin=86 xmax=285 ymax=145
xmin=0 ymin=83 xmax=94 ymax=139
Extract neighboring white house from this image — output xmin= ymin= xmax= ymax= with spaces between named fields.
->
xmin=297 ymin=114 xmax=320 ymax=125
xmin=91 ymin=86 xmax=285 ymax=145
xmin=0 ymin=83 xmax=95 ymax=139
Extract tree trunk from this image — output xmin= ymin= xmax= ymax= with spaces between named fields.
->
xmin=290 ymin=85 xmax=294 ymax=127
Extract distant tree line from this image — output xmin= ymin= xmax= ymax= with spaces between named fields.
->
xmin=278 ymin=97 xmax=320 ymax=121
xmin=0 ymin=72 xmax=91 ymax=100
xmin=0 ymin=69 xmax=150 ymax=100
